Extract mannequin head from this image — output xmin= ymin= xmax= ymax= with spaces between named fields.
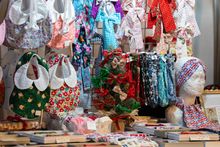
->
xmin=165 ymin=57 xmax=207 ymax=125
xmin=175 ymin=57 xmax=206 ymax=98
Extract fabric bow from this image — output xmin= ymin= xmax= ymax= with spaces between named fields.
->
xmin=95 ymin=88 xmax=109 ymax=97
xmin=100 ymin=48 xmax=123 ymax=67
xmin=111 ymin=57 xmax=126 ymax=69
xmin=176 ymin=24 xmax=194 ymax=40
xmin=107 ymin=73 xmax=128 ymax=84
xmin=113 ymin=85 xmax=128 ymax=101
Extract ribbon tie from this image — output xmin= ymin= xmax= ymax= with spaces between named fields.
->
xmin=100 ymin=48 xmax=123 ymax=67
xmin=176 ymin=24 xmax=194 ymax=40
xmin=111 ymin=57 xmax=126 ymax=69
xmin=107 ymin=73 xmax=128 ymax=84
xmin=113 ymin=85 xmax=128 ymax=101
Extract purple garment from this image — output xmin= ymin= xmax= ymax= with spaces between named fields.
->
xmin=91 ymin=0 xmax=124 ymax=19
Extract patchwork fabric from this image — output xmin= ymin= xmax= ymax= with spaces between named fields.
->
xmin=175 ymin=100 xmax=220 ymax=131
xmin=9 ymin=52 xmax=50 ymax=119
xmin=47 ymin=53 xmax=80 ymax=118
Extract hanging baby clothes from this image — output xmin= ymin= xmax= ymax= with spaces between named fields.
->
xmin=0 ymin=66 xmax=4 ymax=106
xmin=118 ymin=7 xmax=145 ymax=52
xmin=91 ymin=0 xmax=124 ymax=19
xmin=5 ymin=0 xmax=52 ymax=49
xmin=47 ymin=53 xmax=80 ymax=118
xmin=122 ymin=0 xmax=146 ymax=11
xmin=9 ymin=52 xmax=50 ymax=119
xmin=157 ymin=56 xmax=168 ymax=107
xmin=96 ymin=2 xmax=121 ymax=50
xmin=72 ymin=25 xmax=92 ymax=109
xmin=173 ymin=0 xmax=200 ymax=37
xmin=90 ymin=33 xmax=104 ymax=76
xmin=147 ymin=0 xmax=176 ymax=41
xmin=165 ymin=54 xmax=176 ymax=102
xmin=0 ymin=20 xmax=5 ymax=45
xmin=173 ymin=0 xmax=200 ymax=58
xmin=140 ymin=53 xmax=159 ymax=107
xmin=46 ymin=0 xmax=76 ymax=49
xmin=73 ymin=0 xmax=94 ymax=40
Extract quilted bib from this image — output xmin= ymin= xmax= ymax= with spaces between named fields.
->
xmin=9 ymin=52 xmax=50 ymax=119
xmin=46 ymin=0 xmax=76 ymax=49
xmin=46 ymin=53 xmax=80 ymax=118
xmin=5 ymin=0 xmax=52 ymax=49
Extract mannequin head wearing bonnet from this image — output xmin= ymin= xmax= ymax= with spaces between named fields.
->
xmin=166 ymin=56 xmax=207 ymax=125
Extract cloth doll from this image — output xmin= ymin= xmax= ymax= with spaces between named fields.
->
xmin=166 ymin=57 xmax=220 ymax=131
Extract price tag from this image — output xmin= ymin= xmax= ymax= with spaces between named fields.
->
xmin=190 ymin=135 xmax=210 ymax=141
xmin=87 ymin=121 xmax=96 ymax=130
xmin=56 ymin=136 xmax=70 ymax=143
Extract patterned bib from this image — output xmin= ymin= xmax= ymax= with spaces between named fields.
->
xmin=5 ymin=0 xmax=52 ymax=49
xmin=46 ymin=53 xmax=80 ymax=118
xmin=9 ymin=52 xmax=50 ymax=119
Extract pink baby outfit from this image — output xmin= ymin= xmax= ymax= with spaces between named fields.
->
xmin=47 ymin=0 xmax=75 ymax=49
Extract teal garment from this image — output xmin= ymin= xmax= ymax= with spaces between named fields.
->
xmin=158 ymin=56 xmax=169 ymax=107
xmin=96 ymin=10 xmax=121 ymax=50
xmin=73 ymin=0 xmax=96 ymax=37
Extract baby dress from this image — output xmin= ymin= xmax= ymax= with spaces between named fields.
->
xmin=47 ymin=0 xmax=76 ymax=49
xmin=118 ymin=7 xmax=145 ymax=52
xmin=96 ymin=1 xmax=121 ymax=50
xmin=9 ymin=52 xmax=50 ymax=119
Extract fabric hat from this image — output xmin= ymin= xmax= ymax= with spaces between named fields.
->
xmin=175 ymin=57 xmax=207 ymax=88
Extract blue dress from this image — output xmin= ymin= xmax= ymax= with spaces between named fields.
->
xmin=96 ymin=10 xmax=121 ymax=50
